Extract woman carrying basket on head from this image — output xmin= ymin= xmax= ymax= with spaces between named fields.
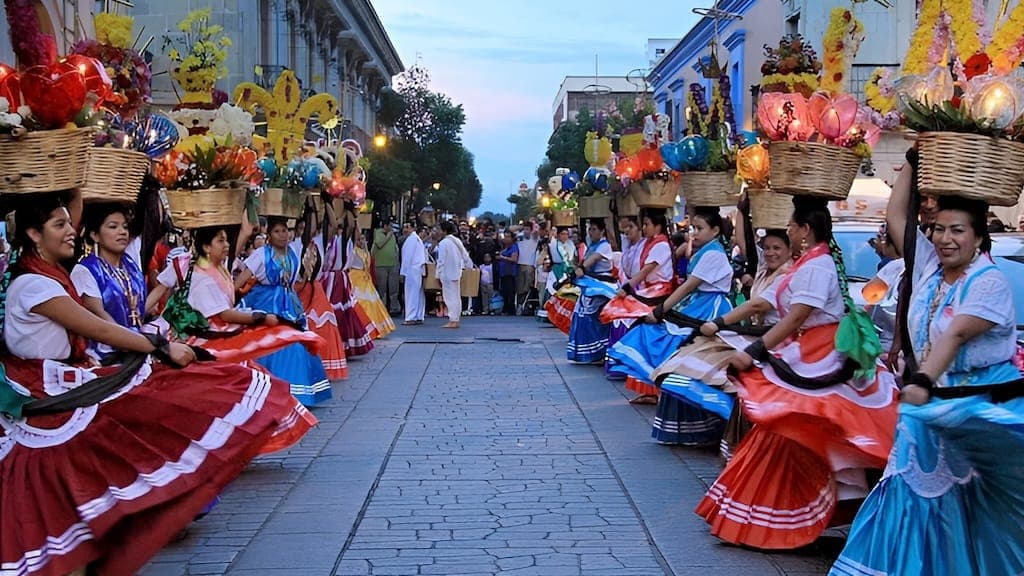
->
xmin=696 ymin=196 xmax=898 ymax=550
xmin=0 ymin=190 xmax=314 ymax=576
xmin=831 ymin=159 xmax=1024 ymax=575
xmin=566 ymin=218 xmax=617 ymax=363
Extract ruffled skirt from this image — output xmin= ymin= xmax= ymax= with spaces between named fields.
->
xmin=566 ymin=278 xmax=616 ymax=363
xmin=349 ymin=268 xmax=395 ymax=338
xmin=0 ymin=357 xmax=315 ymax=576
xmin=544 ymin=286 xmax=578 ymax=336
xmin=831 ymin=394 xmax=1024 ymax=575
xmin=697 ymin=324 xmax=899 ymax=549
xmin=297 ymin=281 xmax=348 ymax=380
xmin=321 ymin=269 xmax=375 ymax=357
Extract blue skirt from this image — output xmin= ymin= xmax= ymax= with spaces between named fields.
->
xmin=606 ymin=291 xmax=732 ymax=384
xmin=831 ymin=394 xmax=1024 ymax=576
xmin=567 ymin=277 xmax=616 ymax=363
xmin=244 ymin=284 xmax=332 ymax=406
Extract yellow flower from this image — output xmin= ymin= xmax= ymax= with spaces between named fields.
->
xmin=988 ymin=1 xmax=1024 ymax=74
xmin=947 ymin=0 xmax=981 ymax=58
xmin=95 ymin=12 xmax=133 ymax=48
xmin=820 ymin=8 xmax=865 ymax=94
xmin=168 ymin=48 xmax=181 ymax=61
xmin=903 ymin=0 xmax=941 ymax=74
xmin=865 ymin=67 xmax=896 ymax=114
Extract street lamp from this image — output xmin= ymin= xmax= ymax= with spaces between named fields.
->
xmin=540 ymin=194 xmax=552 ymax=208
xmin=432 ymin=182 xmax=441 ymax=191
xmin=373 ymin=134 xmax=387 ymax=148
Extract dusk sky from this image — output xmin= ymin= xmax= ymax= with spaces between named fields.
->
xmin=374 ymin=1 xmax=702 ymax=216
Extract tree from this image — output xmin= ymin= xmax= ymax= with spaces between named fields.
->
xmin=507 ymin=194 xmax=536 ymax=224
xmin=538 ymin=107 xmax=593 ymax=190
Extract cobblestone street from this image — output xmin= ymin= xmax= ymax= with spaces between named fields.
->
xmin=143 ymin=317 xmax=839 ymax=576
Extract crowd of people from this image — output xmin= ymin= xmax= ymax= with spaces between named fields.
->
xmin=545 ymin=155 xmax=1024 ymax=575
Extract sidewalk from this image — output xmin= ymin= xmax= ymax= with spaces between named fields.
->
xmin=142 ymin=316 xmax=836 ymax=575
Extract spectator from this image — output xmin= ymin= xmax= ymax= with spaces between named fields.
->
xmin=516 ymin=224 xmax=539 ymax=315
xmin=495 ymin=233 xmax=519 ymax=316
xmin=371 ymin=222 xmax=402 ymax=315
xmin=479 ymin=253 xmax=495 ymax=315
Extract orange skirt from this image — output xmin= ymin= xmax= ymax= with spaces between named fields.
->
xmin=545 ymin=294 xmax=576 ymax=335
xmin=298 ymin=281 xmax=349 ymax=380
xmin=625 ymin=376 xmax=659 ymax=397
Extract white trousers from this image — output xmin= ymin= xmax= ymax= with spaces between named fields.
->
xmin=404 ymin=273 xmax=425 ymax=321
xmin=441 ymin=278 xmax=462 ymax=322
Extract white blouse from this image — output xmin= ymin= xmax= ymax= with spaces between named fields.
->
xmin=757 ymin=253 xmax=845 ymax=328
xmin=3 ymin=274 xmax=72 ymax=359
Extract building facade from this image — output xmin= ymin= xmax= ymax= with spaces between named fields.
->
xmin=0 ymin=0 xmax=403 ymax=149
xmin=551 ymin=75 xmax=648 ymax=131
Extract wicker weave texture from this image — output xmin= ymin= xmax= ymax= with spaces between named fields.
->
xmin=769 ymin=141 xmax=860 ymax=200
xmin=551 ymin=209 xmax=578 ymax=227
xmin=166 ymin=188 xmax=245 ymax=228
xmin=628 ymin=179 xmax=680 ymax=209
xmin=0 ymin=128 xmax=94 ymax=193
xmin=612 ymin=189 xmax=640 ymax=216
xmin=680 ymin=171 xmax=740 ymax=207
xmin=81 ymin=148 xmax=151 ymax=203
xmin=259 ymin=188 xmax=307 ymax=218
xmin=748 ymin=188 xmax=792 ymax=229
xmin=577 ymin=195 xmax=611 ymax=218
xmin=917 ymin=131 xmax=1024 ymax=207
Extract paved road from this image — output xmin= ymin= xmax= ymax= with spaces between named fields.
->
xmin=142 ymin=316 xmax=840 ymax=575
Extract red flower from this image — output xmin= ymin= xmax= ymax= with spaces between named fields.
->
xmin=964 ymin=53 xmax=992 ymax=80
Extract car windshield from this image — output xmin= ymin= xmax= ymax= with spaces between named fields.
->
xmin=993 ymin=255 xmax=1024 ymax=328
xmin=832 ymin=229 xmax=880 ymax=282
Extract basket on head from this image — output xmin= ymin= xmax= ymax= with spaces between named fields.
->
xmin=612 ymin=188 xmax=639 ymax=217
xmin=0 ymin=127 xmax=94 ymax=193
xmin=916 ymin=131 xmax=1024 ymax=207
xmin=628 ymin=178 xmax=680 ymax=208
xmin=259 ymin=188 xmax=307 ymax=218
xmin=748 ymin=188 xmax=792 ymax=229
xmin=577 ymin=194 xmax=611 ymax=218
xmin=551 ymin=209 xmax=578 ymax=227
xmin=768 ymin=140 xmax=860 ymax=200
xmin=165 ymin=187 xmax=246 ymax=228
xmin=81 ymin=148 xmax=151 ymax=203
xmin=460 ymin=267 xmax=481 ymax=297
xmin=680 ymin=171 xmax=740 ymax=207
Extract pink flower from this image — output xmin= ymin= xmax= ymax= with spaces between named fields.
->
xmin=808 ymin=92 xmax=859 ymax=141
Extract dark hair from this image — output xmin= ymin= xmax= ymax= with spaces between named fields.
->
xmin=618 ymin=214 xmax=639 ymax=226
xmin=440 ymin=220 xmax=458 ymax=235
xmin=82 ymin=202 xmax=131 ymax=243
xmin=131 ymin=174 xmax=168 ymax=274
xmin=691 ymin=207 xmax=723 ymax=233
xmin=670 ymin=231 xmax=687 ymax=247
xmin=9 ymin=191 xmax=71 ymax=253
xmin=640 ymin=208 xmax=668 ymax=235
xmin=587 ymin=217 xmax=606 ymax=231
xmin=936 ymin=195 xmax=992 ymax=253
xmin=791 ymin=196 xmax=832 ymax=244
xmin=762 ymin=228 xmax=790 ymax=246
xmin=265 ymin=216 xmax=289 ymax=233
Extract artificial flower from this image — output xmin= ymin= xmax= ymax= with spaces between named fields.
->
xmin=902 ymin=0 xmax=942 ymax=74
xmin=820 ymin=8 xmax=865 ymax=94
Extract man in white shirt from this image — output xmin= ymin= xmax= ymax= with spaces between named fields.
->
xmin=435 ymin=221 xmax=475 ymax=328
xmin=516 ymin=224 xmax=539 ymax=315
xmin=400 ymin=222 xmax=427 ymax=325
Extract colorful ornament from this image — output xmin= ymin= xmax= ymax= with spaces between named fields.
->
xmin=62 ymin=54 xmax=113 ymax=105
xmin=736 ymin=144 xmax=770 ymax=187
xmin=19 ymin=62 xmax=87 ymax=129
xmin=808 ymin=92 xmax=859 ymax=141
xmin=0 ymin=64 xmax=21 ymax=109
xmin=678 ymin=136 xmax=710 ymax=169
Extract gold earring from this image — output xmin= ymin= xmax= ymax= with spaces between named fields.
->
xmin=800 ymin=236 xmax=808 ymax=252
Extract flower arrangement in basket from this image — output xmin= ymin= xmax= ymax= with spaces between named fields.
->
xmin=887 ymin=0 xmax=1024 ymax=206
xmin=0 ymin=1 xmax=134 ymax=193
xmin=155 ymin=137 xmax=261 ymax=228
xmin=756 ymin=7 xmax=880 ymax=200
xmin=162 ymin=8 xmax=230 ymax=105
xmin=545 ymin=168 xmax=579 ymax=227
xmin=612 ymin=109 xmax=680 ymax=210
xmin=605 ymin=95 xmax=656 ymax=156
xmin=72 ymin=12 xmax=152 ymax=118
xmin=81 ymin=113 xmax=180 ymax=203
xmin=667 ymin=75 xmax=747 ymax=207
xmin=575 ymin=131 xmax=614 ymax=218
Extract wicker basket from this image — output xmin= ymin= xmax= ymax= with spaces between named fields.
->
xmin=612 ymin=188 xmax=639 ymax=216
xmin=165 ymin=187 xmax=246 ymax=229
xmin=81 ymin=148 xmax=151 ymax=203
xmin=259 ymin=187 xmax=307 ymax=218
xmin=917 ymin=131 xmax=1024 ymax=207
xmin=628 ymin=178 xmax=680 ymax=209
xmin=768 ymin=140 xmax=861 ymax=199
xmin=0 ymin=127 xmax=94 ymax=193
xmin=460 ymin=268 xmax=481 ymax=297
xmin=748 ymin=188 xmax=792 ymax=229
xmin=551 ymin=209 xmax=578 ymax=227
xmin=679 ymin=171 xmax=740 ymax=207
xmin=577 ymin=195 xmax=611 ymax=218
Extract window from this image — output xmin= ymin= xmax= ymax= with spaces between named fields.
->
xmin=786 ymin=13 xmax=800 ymax=35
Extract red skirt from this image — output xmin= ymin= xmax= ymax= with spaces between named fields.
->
xmin=297 ymin=281 xmax=349 ymax=380
xmin=320 ymin=270 xmax=375 ymax=356
xmin=0 ymin=356 xmax=316 ymax=576
xmin=696 ymin=324 xmax=898 ymax=549
xmin=545 ymin=293 xmax=576 ymax=335
xmin=187 ymin=324 xmax=323 ymax=365
xmin=625 ymin=376 xmax=660 ymax=397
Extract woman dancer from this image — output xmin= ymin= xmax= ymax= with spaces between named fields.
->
xmin=0 ymin=191 xmax=313 ymax=576
xmin=599 ymin=209 xmax=675 ymax=396
xmin=696 ymin=196 xmax=898 ymax=550
xmin=317 ymin=207 xmax=375 ymax=355
xmin=349 ymin=232 xmax=395 ymax=337
xmin=293 ymin=209 xmax=349 ymax=380
xmin=566 ymin=218 xmax=616 ymax=363
xmin=235 ymin=217 xmax=332 ymax=406
xmin=652 ymin=226 xmax=792 ymax=459
xmin=607 ymin=207 xmax=734 ymax=445
xmin=831 ymin=162 xmax=1024 ymax=575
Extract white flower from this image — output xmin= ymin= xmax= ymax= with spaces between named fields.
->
xmin=209 ymin=103 xmax=254 ymax=146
